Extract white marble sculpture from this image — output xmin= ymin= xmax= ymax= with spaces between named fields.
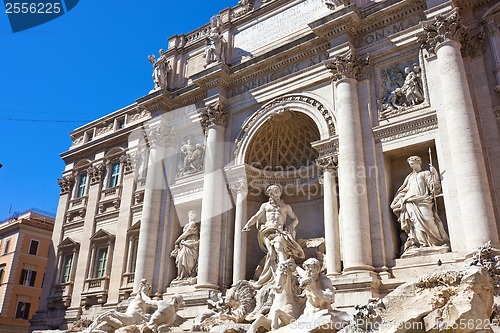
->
xmin=148 ymin=49 xmax=171 ymax=90
xmin=203 ymin=15 xmax=225 ymax=68
xmin=170 ymin=210 xmax=200 ymax=284
xmin=379 ymin=63 xmax=424 ymax=118
xmin=242 ymin=185 xmax=305 ymax=287
xmin=143 ymin=294 xmax=184 ymax=332
xmin=296 ymin=258 xmax=334 ymax=315
xmin=85 ymin=279 xmax=151 ymax=332
xmin=390 ymin=156 xmax=449 ymax=257
xmin=178 ymin=140 xmax=204 ymax=176
xmin=247 ymin=259 xmax=303 ymax=333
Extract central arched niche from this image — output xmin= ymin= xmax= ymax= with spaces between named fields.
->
xmin=242 ymin=110 xmax=325 ymax=279
xmin=245 ymin=110 xmax=320 ymax=170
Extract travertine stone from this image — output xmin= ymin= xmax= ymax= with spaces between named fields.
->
xmin=229 ymin=178 xmax=248 ymax=284
xmin=316 ymin=155 xmax=341 ymax=276
xmin=328 ymin=55 xmax=373 ymax=272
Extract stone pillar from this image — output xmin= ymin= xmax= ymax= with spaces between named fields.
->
xmin=419 ymin=11 xmax=499 ymax=252
xmin=316 ymin=155 xmax=341 ymax=276
xmin=197 ymin=101 xmax=227 ymax=289
xmin=229 ymin=178 xmax=248 ymax=284
xmin=133 ymin=123 xmax=173 ymax=292
xmin=326 ymin=51 xmax=373 ymax=272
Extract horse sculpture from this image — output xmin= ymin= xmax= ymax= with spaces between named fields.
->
xmin=247 ymin=259 xmax=303 ymax=333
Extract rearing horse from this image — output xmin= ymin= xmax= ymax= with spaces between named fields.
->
xmin=248 ymin=259 xmax=303 ymax=333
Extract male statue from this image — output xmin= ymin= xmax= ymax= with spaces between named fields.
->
xmin=242 ymin=185 xmax=304 ymax=287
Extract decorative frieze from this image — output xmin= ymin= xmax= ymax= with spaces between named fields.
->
xmin=325 ymin=51 xmax=370 ymax=81
xmin=129 ymin=108 xmax=151 ymax=123
xmin=147 ymin=123 xmax=175 ymax=147
xmin=373 ymin=113 xmax=438 ymax=144
xmin=199 ymin=101 xmax=228 ymax=132
xmin=418 ymin=10 xmax=467 ymax=55
xmin=58 ymin=176 xmax=74 ymax=194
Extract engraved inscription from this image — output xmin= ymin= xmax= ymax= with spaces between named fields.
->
xmin=230 ymin=53 xmax=329 ymax=97
xmin=232 ymin=0 xmax=330 ymax=61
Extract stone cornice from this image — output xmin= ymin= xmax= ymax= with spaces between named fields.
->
xmin=373 ymin=112 xmax=438 ymax=143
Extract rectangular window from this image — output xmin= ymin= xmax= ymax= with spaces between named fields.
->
xmin=108 ymin=162 xmax=120 ymax=188
xmin=3 ymin=239 xmax=10 ymax=254
xmin=117 ymin=118 xmax=125 ymax=129
xmin=61 ymin=254 xmax=73 ymax=283
xmin=28 ymin=240 xmax=39 ymax=255
xmin=0 ymin=264 xmax=6 ymax=284
xmin=76 ymin=173 xmax=87 ymax=198
xmin=128 ymin=237 xmax=139 ymax=273
xmin=94 ymin=247 xmax=108 ymax=278
xmin=15 ymin=301 xmax=31 ymax=319
xmin=19 ymin=269 xmax=37 ymax=287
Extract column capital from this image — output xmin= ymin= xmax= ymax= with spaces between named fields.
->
xmin=316 ymin=155 xmax=338 ymax=171
xmin=229 ymin=178 xmax=248 ymax=194
xmin=199 ymin=101 xmax=228 ymax=133
xmin=325 ymin=51 xmax=370 ymax=82
xmin=87 ymin=165 xmax=104 ymax=185
xmin=120 ymin=154 xmax=134 ymax=174
xmin=463 ymin=29 xmax=485 ymax=58
xmin=147 ymin=123 xmax=175 ymax=148
xmin=418 ymin=9 xmax=467 ymax=55
xmin=58 ymin=175 xmax=74 ymax=194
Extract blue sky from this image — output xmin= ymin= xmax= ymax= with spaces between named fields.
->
xmin=0 ymin=1 xmax=236 ymax=218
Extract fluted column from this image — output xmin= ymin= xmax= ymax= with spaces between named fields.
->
xmin=133 ymin=123 xmax=174 ymax=292
xmin=326 ymin=51 xmax=373 ymax=272
xmin=419 ymin=11 xmax=499 ymax=252
xmin=229 ymin=178 xmax=248 ymax=284
xmin=197 ymin=101 xmax=227 ymax=289
xmin=316 ymin=155 xmax=341 ymax=276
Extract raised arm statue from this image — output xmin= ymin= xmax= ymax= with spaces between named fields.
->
xmin=242 ymin=185 xmax=304 ymax=287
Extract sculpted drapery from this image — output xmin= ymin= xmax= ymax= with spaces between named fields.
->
xmin=391 ymin=156 xmax=449 ymax=255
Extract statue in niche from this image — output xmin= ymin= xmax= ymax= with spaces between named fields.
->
xmin=390 ymin=156 xmax=449 ymax=257
xmin=378 ymin=63 xmax=424 ymax=118
xmin=170 ymin=210 xmax=200 ymax=283
xmin=148 ymin=49 xmax=172 ymax=90
xmin=242 ymin=185 xmax=305 ymax=288
xmin=203 ymin=15 xmax=225 ymax=68
xmin=178 ymin=140 xmax=204 ymax=176
xmin=296 ymin=258 xmax=334 ymax=315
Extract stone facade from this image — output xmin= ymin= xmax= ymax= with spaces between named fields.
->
xmin=31 ymin=0 xmax=500 ymax=331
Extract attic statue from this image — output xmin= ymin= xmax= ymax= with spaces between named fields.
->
xmin=390 ymin=156 xmax=449 ymax=257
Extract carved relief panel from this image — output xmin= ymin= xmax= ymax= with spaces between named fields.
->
xmin=375 ymin=52 xmax=429 ymax=120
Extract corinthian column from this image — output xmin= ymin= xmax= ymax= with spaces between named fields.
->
xmin=419 ymin=11 xmax=499 ymax=252
xmin=229 ymin=178 xmax=248 ymax=284
xmin=316 ymin=155 xmax=341 ymax=276
xmin=134 ymin=122 xmax=174 ymax=292
xmin=325 ymin=51 xmax=373 ymax=272
xmin=197 ymin=101 xmax=227 ymax=289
